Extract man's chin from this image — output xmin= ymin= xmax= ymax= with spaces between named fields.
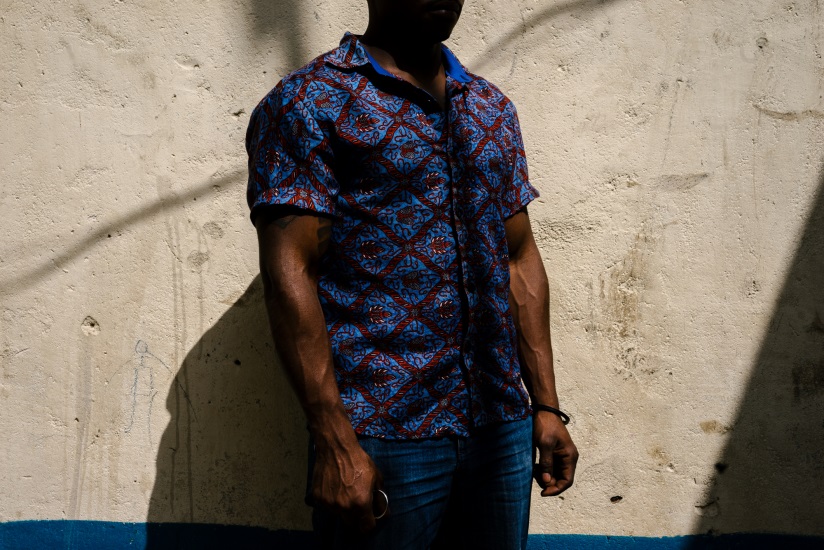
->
xmin=420 ymin=13 xmax=460 ymax=42
xmin=424 ymin=26 xmax=459 ymax=43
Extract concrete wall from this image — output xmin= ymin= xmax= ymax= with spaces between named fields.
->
xmin=1 ymin=0 xmax=823 ymax=546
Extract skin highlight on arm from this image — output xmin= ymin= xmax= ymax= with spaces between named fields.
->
xmin=505 ymin=209 xmax=579 ymax=497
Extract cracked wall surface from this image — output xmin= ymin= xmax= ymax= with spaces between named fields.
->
xmin=1 ymin=0 xmax=822 ymax=539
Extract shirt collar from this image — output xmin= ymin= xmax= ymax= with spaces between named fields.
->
xmin=326 ymin=32 xmax=472 ymax=84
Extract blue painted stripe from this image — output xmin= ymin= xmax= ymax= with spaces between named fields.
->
xmin=1 ymin=521 xmax=823 ymax=549
xmin=527 ymin=533 xmax=824 ymax=549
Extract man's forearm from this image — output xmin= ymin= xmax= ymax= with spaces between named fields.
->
xmin=505 ymin=211 xmax=560 ymax=406
xmin=508 ymin=230 xmax=560 ymax=407
xmin=262 ymin=270 xmax=355 ymax=444
xmin=256 ymin=214 xmax=356 ymax=448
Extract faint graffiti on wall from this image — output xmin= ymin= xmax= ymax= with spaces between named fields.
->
xmin=107 ymin=340 xmax=195 ymax=449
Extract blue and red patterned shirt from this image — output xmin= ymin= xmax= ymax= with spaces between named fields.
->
xmin=247 ymin=34 xmax=539 ymax=439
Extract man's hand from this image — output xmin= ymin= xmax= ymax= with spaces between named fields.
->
xmin=312 ymin=438 xmax=385 ymax=533
xmin=532 ymin=411 xmax=578 ymax=496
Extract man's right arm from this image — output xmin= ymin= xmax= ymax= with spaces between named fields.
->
xmin=255 ymin=209 xmax=382 ymax=532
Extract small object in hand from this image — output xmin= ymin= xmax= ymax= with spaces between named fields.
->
xmin=373 ymin=489 xmax=389 ymax=519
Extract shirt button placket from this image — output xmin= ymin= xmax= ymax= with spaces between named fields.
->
xmin=446 ymin=100 xmax=476 ymax=430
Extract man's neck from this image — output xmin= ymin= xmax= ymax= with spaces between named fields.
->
xmin=360 ymin=27 xmax=444 ymax=83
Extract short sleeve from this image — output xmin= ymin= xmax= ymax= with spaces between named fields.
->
xmin=245 ymin=86 xmax=339 ymax=223
xmin=500 ymin=101 xmax=539 ymax=219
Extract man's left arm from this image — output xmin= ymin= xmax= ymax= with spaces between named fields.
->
xmin=506 ymin=209 xmax=579 ymax=496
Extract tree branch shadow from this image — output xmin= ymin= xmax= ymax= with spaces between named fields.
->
xmin=467 ymin=0 xmax=629 ymax=73
xmin=0 ymin=169 xmax=244 ymax=297
xmin=246 ymin=0 xmax=308 ymax=73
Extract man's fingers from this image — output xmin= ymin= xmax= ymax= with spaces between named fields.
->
xmin=541 ymin=473 xmax=574 ymax=496
xmin=540 ymin=474 xmax=571 ymax=497
xmin=352 ymin=465 xmax=387 ymax=531
xmin=312 ymin=448 xmax=385 ymax=533
xmin=357 ymin=509 xmax=376 ymax=534
xmin=340 ymin=492 xmax=376 ymax=533
xmin=533 ymin=447 xmax=556 ymax=489
xmin=533 ymin=467 xmax=554 ymax=488
xmin=540 ymin=446 xmax=578 ymax=496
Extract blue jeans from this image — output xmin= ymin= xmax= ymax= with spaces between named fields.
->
xmin=311 ymin=417 xmax=533 ymax=550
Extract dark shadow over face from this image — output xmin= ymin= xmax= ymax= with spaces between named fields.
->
xmin=368 ymin=0 xmax=465 ymax=42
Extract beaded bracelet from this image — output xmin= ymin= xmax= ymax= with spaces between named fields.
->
xmin=532 ymin=404 xmax=571 ymax=425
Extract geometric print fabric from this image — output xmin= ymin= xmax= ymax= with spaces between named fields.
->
xmin=247 ymin=33 xmax=539 ymax=439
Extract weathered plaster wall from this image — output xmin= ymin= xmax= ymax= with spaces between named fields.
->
xmin=1 ymin=0 xmax=822 ymax=543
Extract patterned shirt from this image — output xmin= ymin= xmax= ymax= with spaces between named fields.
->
xmin=246 ymin=33 xmax=539 ymax=439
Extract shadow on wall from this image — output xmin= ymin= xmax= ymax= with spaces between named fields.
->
xmin=140 ymin=1 xmax=640 ymax=546
xmin=689 ymin=173 xmax=824 ymax=539
xmin=143 ymin=1 xmax=312 ymax=543
xmin=146 ymin=276 xmax=310 ymax=547
xmin=246 ymin=0 xmax=308 ymax=74
xmin=468 ymin=0 xmax=629 ymax=73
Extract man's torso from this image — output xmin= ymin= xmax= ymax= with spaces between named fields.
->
xmin=247 ymin=34 xmax=538 ymax=439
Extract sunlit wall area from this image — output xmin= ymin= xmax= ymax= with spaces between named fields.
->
xmin=1 ymin=0 xmax=822 ymax=547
